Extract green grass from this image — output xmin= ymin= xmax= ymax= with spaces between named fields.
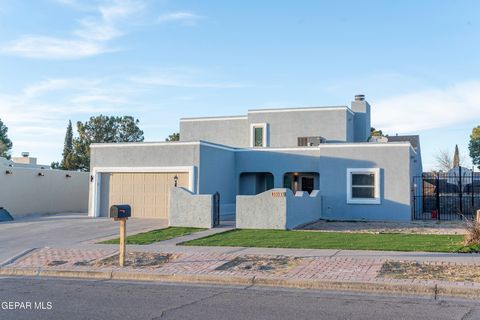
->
xmin=184 ymin=229 xmax=465 ymax=253
xmin=99 ymin=227 xmax=206 ymax=245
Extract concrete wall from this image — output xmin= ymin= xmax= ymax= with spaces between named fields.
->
xmin=0 ymin=166 xmax=89 ymax=218
xmin=169 ymin=187 xmax=213 ymax=228
xmin=180 ymin=117 xmax=249 ymax=147
xmin=199 ymin=144 xmax=236 ymax=216
xmin=236 ymin=188 xmax=321 ymax=229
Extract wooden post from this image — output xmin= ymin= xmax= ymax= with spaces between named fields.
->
xmin=115 ymin=218 xmax=127 ymax=267
xmin=476 ymin=210 xmax=480 ymax=224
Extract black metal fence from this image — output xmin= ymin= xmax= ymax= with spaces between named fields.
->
xmin=413 ymin=169 xmax=480 ymax=220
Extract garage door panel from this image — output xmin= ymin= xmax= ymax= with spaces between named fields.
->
xmin=108 ymin=172 xmax=188 ymax=219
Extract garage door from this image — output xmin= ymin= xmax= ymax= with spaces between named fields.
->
xmin=108 ymin=172 xmax=189 ymax=218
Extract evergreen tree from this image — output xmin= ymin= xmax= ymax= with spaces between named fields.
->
xmin=0 ymin=118 xmax=12 ymax=159
xmin=453 ymin=144 xmax=460 ymax=168
xmin=60 ymin=120 xmax=74 ymax=170
xmin=469 ymin=125 xmax=480 ymax=169
xmin=165 ymin=132 xmax=180 ymax=141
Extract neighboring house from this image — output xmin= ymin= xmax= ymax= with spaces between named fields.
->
xmin=88 ymin=95 xmax=423 ymax=228
xmin=0 ymin=153 xmax=89 ymax=219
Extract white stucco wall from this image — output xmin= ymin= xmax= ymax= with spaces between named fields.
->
xmin=0 ymin=166 xmax=89 ymax=218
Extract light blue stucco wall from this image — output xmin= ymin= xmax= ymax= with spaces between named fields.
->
xmin=198 ymin=144 xmax=236 ymax=216
xmin=318 ymin=144 xmax=413 ymax=221
xmin=180 ymin=117 xmax=249 ymax=147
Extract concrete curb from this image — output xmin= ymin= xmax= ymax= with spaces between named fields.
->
xmin=0 ymin=248 xmax=38 ymax=267
xmin=1 ymin=267 xmax=479 ymax=299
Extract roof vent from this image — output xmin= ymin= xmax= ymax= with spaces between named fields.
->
xmin=354 ymin=94 xmax=365 ymax=101
xmin=21 ymin=152 xmax=29 ymax=158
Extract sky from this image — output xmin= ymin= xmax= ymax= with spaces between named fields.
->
xmin=0 ymin=0 xmax=479 ymax=170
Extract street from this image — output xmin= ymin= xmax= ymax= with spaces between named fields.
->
xmin=0 ymin=277 xmax=478 ymax=320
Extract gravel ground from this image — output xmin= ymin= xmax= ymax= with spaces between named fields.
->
xmin=301 ymin=220 xmax=466 ymax=235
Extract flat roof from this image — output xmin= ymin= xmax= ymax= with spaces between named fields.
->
xmin=180 ymin=105 xmax=354 ymax=121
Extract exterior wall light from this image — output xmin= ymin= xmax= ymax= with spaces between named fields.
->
xmin=66 ymin=174 xmax=72 ymax=178
xmin=90 ymin=175 xmax=94 ymax=182
xmin=38 ymin=172 xmax=45 ymax=177
xmin=5 ymin=170 xmax=12 ymax=175
xmin=174 ymin=175 xmax=178 ymax=187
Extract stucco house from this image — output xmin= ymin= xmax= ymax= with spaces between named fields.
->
xmin=88 ymin=95 xmax=423 ymax=229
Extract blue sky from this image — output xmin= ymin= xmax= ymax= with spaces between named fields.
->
xmin=0 ymin=0 xmax=479 ymax=170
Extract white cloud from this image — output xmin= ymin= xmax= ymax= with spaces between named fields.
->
xmin=157 ymin=11 xmax=204 ymax=25
xmin=131 ymin=69 xmax=244 ymax=89
xmin=372 ymin=81 xmax=480 ymax=133
xmin=2 ymin=0 xmax=144 ymax=59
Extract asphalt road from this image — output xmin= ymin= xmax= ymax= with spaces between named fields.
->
xmin=0 ymin=277 xmax=479 ymax=320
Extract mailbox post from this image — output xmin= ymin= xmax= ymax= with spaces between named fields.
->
xmin=110 ymin=205 xmax=132 ymax=267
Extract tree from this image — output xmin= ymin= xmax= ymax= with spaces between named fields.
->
xmin=51 ymin=161 xmax=60 ymax=169
xmin=469 ymin=125 xmax=480 ymax=169
xmin=69 ymin=115 xmax=144 ymax=171
xmin=435 ymin=147 xmax=466 ymax=172
xmin=453 ymin=144 xmax=460 ymax=168
xmin=60 ymin=120 xmax=74 ymax=170
xmin=370 ymin=127 xmax=387 ymax=138
xmin=0 ymin=118 xmax=12 ymax=159
xmin=165 ymin=132 xmax=179 ymax=141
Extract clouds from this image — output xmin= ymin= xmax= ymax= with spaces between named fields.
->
xmin=157 ymin=11 xmax=204 ymax=26
xmin=2 ymin=1 xmax=205 ymax=59
xmin=372 ymin=80 xmax=480 ymax=133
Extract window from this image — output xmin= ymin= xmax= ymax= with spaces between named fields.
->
xmin=347 ymin=168 xmax=380 ymax=204
xmin=250 ymin=123 xmax=268 ymax=147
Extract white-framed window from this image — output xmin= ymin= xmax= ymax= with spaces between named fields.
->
xmin=250 ymin=123 xmax=268 ymax=147
xmin=346 ymin=168 xmax=381 ymax=204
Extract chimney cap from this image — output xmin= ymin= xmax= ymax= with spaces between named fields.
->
xmin=21 ymin=152 xmax=30 ymax=157
xmin=354 ymin=94 xmax=365 ymax=101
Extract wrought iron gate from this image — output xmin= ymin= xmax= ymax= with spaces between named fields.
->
xmin=213 ymin=192 xmax=220 ymax=227
xmin=413 ymin=169 xmax=480 ymax=220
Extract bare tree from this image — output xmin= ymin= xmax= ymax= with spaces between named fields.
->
xmin=435 ymin=147 xmax=466 ymax=172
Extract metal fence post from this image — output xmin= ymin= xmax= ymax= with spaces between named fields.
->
xmin=459 ymin=166 xmax=463 ymax=216
xmin=435 ymin=172 xmax=440 ymax=219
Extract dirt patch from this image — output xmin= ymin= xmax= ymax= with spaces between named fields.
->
xmin=93 ymin=252 xmax=175 ymax=269
xmin=47 ymin=260 xmax=68 ymax=267
xmin=216 ymin=255 xmax=300 ymax=275
xmin=379 ymin=260 xmax=480 ymax=283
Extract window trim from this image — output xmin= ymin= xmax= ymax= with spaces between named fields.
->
xmin=250 ymin=123 xmax=268 ymax=147
xmin=346 ymin=168 xmax=381 ymax=204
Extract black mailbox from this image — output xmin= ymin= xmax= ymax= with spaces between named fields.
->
xmin=110 ymin=205 xmax=131 ymax=219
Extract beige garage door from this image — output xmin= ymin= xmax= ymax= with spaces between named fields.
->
xmin=108 ymin=172 xmax=189 ymax=218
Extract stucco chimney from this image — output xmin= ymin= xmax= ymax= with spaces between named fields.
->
xmin=351 ymin=94 xmax=371 ymax=142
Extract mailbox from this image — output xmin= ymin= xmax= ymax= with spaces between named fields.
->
xmin=110 ymin=205 xmax=131 ymax=219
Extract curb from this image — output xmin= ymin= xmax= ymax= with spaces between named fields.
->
xmin=1 ymin=267 xmax=479 ymax=299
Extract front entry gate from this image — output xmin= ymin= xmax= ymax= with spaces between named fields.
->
xmin=413 ymin=169 xmax=480 ymax=220
xmin=213 ymin=192 xmax=220 ymax=227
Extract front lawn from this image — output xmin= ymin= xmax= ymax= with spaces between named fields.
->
xmin=183 ymin=229 xmax=465 ymax=252
xmin=99 ymin=227 xmax=206 ymax=245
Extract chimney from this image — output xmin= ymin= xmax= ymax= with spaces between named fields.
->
xmin=351 ymin=94 xmax=371 ymax=142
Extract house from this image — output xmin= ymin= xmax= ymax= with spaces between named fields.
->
xmin=88 ymin=95 xmax=423 ymax=228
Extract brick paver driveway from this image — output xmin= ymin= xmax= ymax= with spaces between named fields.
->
xmin=0 ymin=213 xmax=166 ymax=264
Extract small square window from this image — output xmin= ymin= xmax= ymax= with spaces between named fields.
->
xmin=347 ymin=169 xmax=380 ymax=204
xmin=250 ymin=123 xmax=268 ymax=147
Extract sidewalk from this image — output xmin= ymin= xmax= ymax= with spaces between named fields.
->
xmin=2 ymin=241 xmax=480 ymax=299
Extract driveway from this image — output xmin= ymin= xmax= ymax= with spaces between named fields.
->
xmin=0 ymin=213 xmax=166 ymax=264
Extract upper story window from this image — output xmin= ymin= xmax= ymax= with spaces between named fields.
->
xmin=346 ymin=168 xmax=381 ymax=204
xmin=250 ymin=123 xmax=268 ymax=147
